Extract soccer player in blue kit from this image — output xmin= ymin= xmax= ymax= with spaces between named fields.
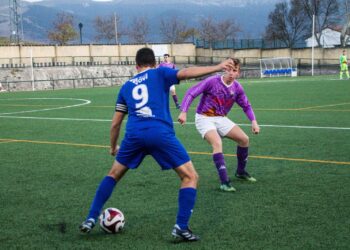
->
xmin=79 ymin=47 xmax=234 ymax=241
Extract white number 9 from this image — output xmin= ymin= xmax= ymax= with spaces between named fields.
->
xmin=132 ymin=84 xmax=149 ymax=109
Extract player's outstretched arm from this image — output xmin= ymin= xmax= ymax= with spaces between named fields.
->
xmin=177 ymin=59 xmax=234 ymax=80
xmin=110 ymin=111 xmax=126 ymax=156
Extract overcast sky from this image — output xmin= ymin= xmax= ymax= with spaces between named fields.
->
xmin=22 ymin=0 xmax=282 ymax=3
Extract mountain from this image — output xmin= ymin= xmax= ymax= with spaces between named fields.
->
xmin=0 ymin=0 xmax=277 ymax=43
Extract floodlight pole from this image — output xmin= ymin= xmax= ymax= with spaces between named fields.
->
xmin=30 ymin=47 xmax=34 ymax=91
xmin=311 ymin=14 xmax=315 ymax=76
xmin=78 ymin=23 xmax=83 ymax=44
xmin=114 ymin=12 xmax=118 ymax=44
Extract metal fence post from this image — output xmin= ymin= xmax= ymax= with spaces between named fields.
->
xmin=51 ymin=77 xmax=55 ymax=90
xmin=6 ymin=78 xmax=9 ymax=92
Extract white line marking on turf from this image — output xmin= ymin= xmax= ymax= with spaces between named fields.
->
xmin=0 ymin=115 xmax=349 ymax=130
xmin=0 ymin=98 xmax=91 ymax=115
xmin=246 ymin=77 xmax=346 ymax=84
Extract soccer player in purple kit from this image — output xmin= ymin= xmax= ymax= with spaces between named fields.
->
xmin=158 ymin=53 xmax=181 ymax=109
xmin=178 ymin=58 xmax=260 ymax=192
xmin=79 ymin=47 xmax=234 ymax=241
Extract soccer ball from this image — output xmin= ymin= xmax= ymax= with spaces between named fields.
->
xmin=99 ymin=207 xmax=125 ymax=233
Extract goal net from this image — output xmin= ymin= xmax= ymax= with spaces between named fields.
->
xmin=259 ymin=57 xmax=297 ymax=78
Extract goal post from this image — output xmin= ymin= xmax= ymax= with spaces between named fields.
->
xmin=259 ymin=57 xmax=298 ymax=78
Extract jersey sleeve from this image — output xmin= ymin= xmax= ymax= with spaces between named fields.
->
xmin=235 ymin=83 xmax=256 ymax=121
xmin=158 ymin=67 xmax=180 ymax=88
xmin=180 ymin=78 xmax=211 ymax=112
xmin=115 ymin=86 xmax=128 ymax=114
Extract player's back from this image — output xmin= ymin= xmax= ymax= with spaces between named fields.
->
xmin=118 ymin=67 xmax=179 ymax=134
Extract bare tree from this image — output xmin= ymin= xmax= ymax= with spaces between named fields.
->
xmin=264 ymin=0 xmax=309 ymax=47
xmin=339 ymin=0 xmax=350 ymax=46
xmin=216 ymin=19 xmax=240 ymax=41
xmin=159 ymin=16 xmax=196 ymax=43
xmin=198 ymin=17 xmax=217 ymax=44
xmin=300 ymin=0 xmax=340 ymax=47
xmin=48 ymin=12 xmax=77 ymax=45
xmin=198 ymin=17 xmax=240 ymax=45
xmin=94 ymin=14 xmax=121 ymax=44
xmin=128 ymin=16 xmax=149 ymax=43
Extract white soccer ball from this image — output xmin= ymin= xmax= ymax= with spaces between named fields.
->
xmin=99 ymin=207 xmax=125 ymax=233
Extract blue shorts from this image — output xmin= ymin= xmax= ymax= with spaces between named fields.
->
xmin=116 ymin=127 xmax=190 ymax=170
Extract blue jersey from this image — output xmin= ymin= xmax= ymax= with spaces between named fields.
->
xmin=115 ymin=67 xmax=179 ymax=134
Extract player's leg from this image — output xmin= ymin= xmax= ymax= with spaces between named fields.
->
xmin=346 ymin=65 xmax=349 ymax=79
xmin=204 ymin=130 xmax=235 ymax=192
xmin=225 ymin=125 xmax=256 ymax=182
xmin=172 ymin=161 xmax=200 ymax=241
xmin=340 ymin=65 xmax=344 ymax=79
xmin=196 ymin=114 xmax=235 ymax=191
xmin=80 ymin=135 xmax=145 ymax=233
xmin=79 ymin=161 xmax=128 ymax=233
xmin=170 ymin=85 xmax=180 ymax=109
xmin=148 ymin=129 xmax=199 ymax=241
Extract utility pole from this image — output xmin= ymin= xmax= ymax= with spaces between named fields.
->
xmin=114 ymin=12 xmax=118 ymax=44
xmin=9 ymin=0 xmax=22 ymax=44
xmin=78 ymin=22 xmax=83 ymax=44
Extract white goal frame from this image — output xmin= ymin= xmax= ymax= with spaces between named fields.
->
xmin=259 ymin=57 xmax=298 ymax=78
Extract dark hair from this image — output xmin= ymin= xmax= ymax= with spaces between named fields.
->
xmin=136 ymin=47 xmax=156 ymax=67
xmin=228 ymin=57 xmax=240 ymax=66
xmin=164 ymin=53 xmax=170 ymax=57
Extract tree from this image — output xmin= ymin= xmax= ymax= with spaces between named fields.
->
xmin=48 ymin=12 xmax=77 ymax=45
xmin=128 ymin=16 xmax=149 ymax=43
xmin=198 ymin=17 xmax=240 ymax=45
xmin=198 ymin=17 xmax=217 ymax=44
xmin=264 ymin=0 xmax=309 ymax=47
xmin=94 ymin=14 xmax=122 ymax=44
xmin=216 ymin=20 xmax=240 ymax=41
xmin=300 ymin=0 xmax=340 ymax=47
xmin=159 ymin=16 xmax=197 ymax=43
xmin=339 ymin=0 xmax=350 ymax=46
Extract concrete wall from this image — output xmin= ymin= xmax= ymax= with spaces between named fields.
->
xmin=0 ymin=44 xmax=344 ymax=66
xmin=1 ymin=44 xmax=346 ymax=61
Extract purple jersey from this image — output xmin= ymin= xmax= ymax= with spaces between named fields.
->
xmin=158 ymin=62 xmax=176 ymax=69
xmin=181 ymin=75 xmax=256 ymax=121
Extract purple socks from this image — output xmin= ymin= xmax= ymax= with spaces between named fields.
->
xmin=213 ymin=153 xmax=229 ymax=184
xmin=237 ymin=146 xmax=248 ymax=174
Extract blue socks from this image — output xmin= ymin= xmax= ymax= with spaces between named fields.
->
xmin=176 ymin=187 xmax=197 ymax=230
xmin=87 ymin=177 xmax=197 ymax=231
xmin=87 ymin=176 xmax=117 ymax=220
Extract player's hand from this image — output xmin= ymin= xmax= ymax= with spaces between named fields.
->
xmin=252 ymin=120 xmax=260 ymax=134
xmin=219 ymin=58 xmax=234 ymax=71
xmin=178 ymin=112 xmax=187 ymax=125
xmin=110 ymin=145 xmax=120 ymax=156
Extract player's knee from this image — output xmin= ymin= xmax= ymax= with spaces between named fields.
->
xmin=188 ymin=172 xmax=199 ymax=186
xmin=211 ymin=140 xmax=222 ymax=151
xmin=239 ymin=135 xmax=249 ymax=147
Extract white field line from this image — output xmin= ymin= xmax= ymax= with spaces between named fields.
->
xmin=0 ymin=115 xmax=349 ymax=130
xmin=0 ymin=98 xmax=91 ymax=115
xmin=0 ymin=97 xmax=349 ymax=130
xmin=246 ymin=77 xmax=342 ymax=84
